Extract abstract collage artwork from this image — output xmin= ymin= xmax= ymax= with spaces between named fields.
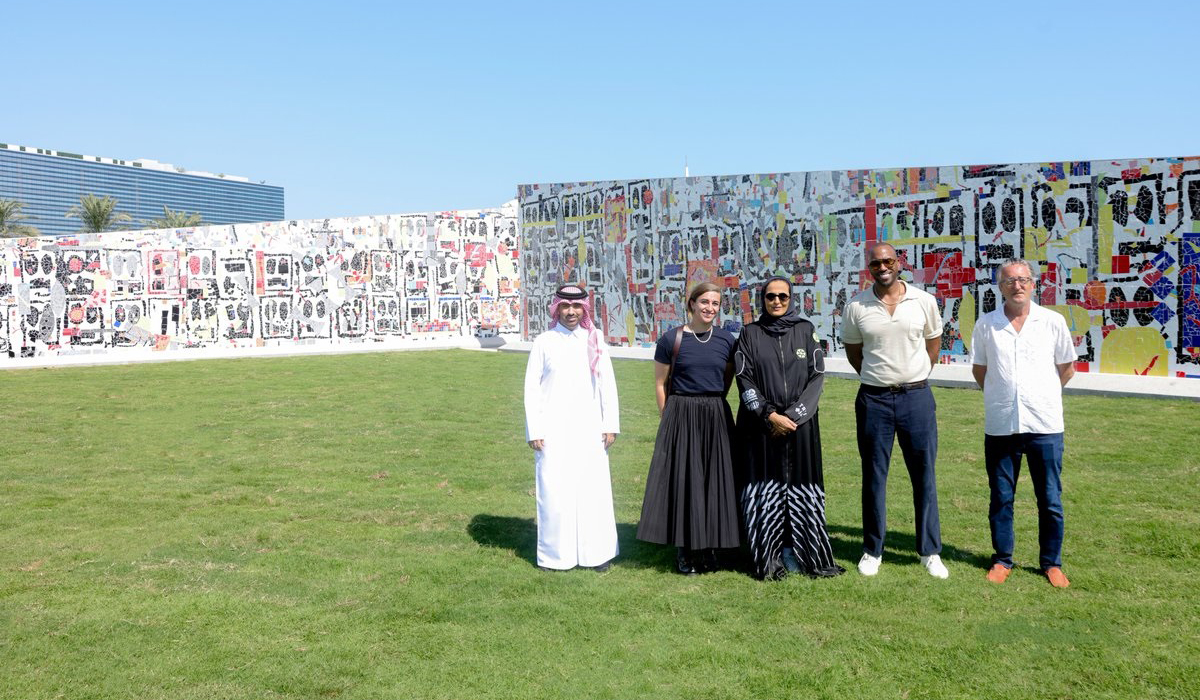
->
xmin=0 ymin=205 xmax=520 ymax=359
xmin=519 ymin=157 xmax=1200 ymax=378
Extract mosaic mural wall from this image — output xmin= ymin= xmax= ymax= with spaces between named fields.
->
xmin=1 ymin=204 xmax=520 ymax=359
xmin=519 ymin=158 xmax=1200 ymax=378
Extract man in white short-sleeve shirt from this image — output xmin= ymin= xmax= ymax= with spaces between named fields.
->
xmin=970 ymin=258 xmax=1076 ymax=588
xmin=841 ymin=243 xmax=947 ymax=579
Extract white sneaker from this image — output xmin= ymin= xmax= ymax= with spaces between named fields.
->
xmin=921 ymin=554 xmax=949 ymax=579
xmin=857 ymin=553 xmax=882 ymax=576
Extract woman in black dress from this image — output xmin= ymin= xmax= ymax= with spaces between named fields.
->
xmin=733 ymin=276 xmax=844 ymax=580
xmin=637 ymin=282 xmax=740 ymax=574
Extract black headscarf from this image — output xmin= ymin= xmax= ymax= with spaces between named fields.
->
xmin=756 ymin=276 xmax=805 ymax=337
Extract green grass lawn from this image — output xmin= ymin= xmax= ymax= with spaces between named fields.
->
xmin=1 ymin=350 xmax=1197 ymax=699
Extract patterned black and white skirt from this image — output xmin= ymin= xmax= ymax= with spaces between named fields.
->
xmin=738 ymin=414 xmax=842 ymax=580
xmin=636 ymin=394 xmax=741 ymax=550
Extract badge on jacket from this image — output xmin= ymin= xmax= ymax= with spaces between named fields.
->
xmin=795 ymin=348 xmax=806 ymax=359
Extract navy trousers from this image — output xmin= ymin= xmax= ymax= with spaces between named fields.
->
xmin=855 ymin=384 xmax=942 ymax=557
xmin=984 ymin=432 xmax=1065 ymax=570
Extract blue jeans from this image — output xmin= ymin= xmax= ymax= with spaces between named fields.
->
xmin=855 ymin=384 xmax=941 ymax=557
xmin=985 ymin=432 xmax=1064 ymax=570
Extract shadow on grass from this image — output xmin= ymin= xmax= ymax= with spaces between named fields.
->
xmin=467 ymin=514 xmax=678 ymax=573
xmin=468 ymin=514 xmax=537 ymax=565
xmin=826 ymin=523 xmax=991 ymax=570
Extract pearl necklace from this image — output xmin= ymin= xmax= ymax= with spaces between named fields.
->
xmin=689 ymin=324 xmax=714 ymax=343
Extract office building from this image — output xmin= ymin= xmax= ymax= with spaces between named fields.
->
xmin=0 ymin=142 xmax=284 ymax=236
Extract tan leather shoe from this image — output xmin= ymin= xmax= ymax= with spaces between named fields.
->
xmin=1045 ymin=567 xmax=1070 ymax=588
xmin=986 ymin=564 xmax=1011 ymax=583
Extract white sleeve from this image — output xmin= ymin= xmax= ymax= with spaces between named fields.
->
xmin=524 ymin=338 xmax=547 ymax=441
xmin=597 ymin=345 xmax=620 ymax=434
xmin=923 ymin=294 xmax=943 ymax=339
xmin=969 ymin=318 xmax=988 ymax=366
xmin=840 ymin=300 xmax=862 ymax=344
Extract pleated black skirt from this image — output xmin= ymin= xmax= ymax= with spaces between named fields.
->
xmin=636 ymin=394 xmax=741 ymax=549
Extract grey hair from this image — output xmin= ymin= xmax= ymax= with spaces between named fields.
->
xmin=999 ymin=257 xmax=1037 ymax=279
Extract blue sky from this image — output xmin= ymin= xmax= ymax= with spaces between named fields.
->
xmin=8 ymin=0 xmax=1199 ymax=220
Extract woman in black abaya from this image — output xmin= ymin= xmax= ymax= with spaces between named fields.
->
xmin=733 ymin=277 xmax=844 ymax=580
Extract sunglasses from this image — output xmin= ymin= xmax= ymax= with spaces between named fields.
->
xmin=868 ymin=258 xmax=898 ymax=270
xmin=764 ymin=292 xmax=790 ymax=302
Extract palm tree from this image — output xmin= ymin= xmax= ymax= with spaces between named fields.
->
xmin=65 ymin=194 xmax=132 ymax=233
xmin=0 ymin=198 xmax=40 ymax=238
xmin=145 ymin=205 xmax=204 ymax=229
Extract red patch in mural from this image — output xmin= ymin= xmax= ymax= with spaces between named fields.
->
xmin=922 ymin=251 xmax=969 ymax=299
xmin=1040 ymin=263 xmax=1058 ymax=306
xmin=654 ymin=302 xmax=677 ymax=322
xmin=464 ymin=243 xmax=491 ymax=267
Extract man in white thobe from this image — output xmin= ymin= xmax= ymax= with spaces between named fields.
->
xmin=524 ymin=284 xmax=620 ymax=571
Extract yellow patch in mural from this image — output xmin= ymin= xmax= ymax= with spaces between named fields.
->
xmin=1099 ymin=326 xmax=1168 ymax=376
xmin=823 ymin=216 xmax=838 ymax=263
xmin=1044 ymin=305 xmax=1091 ymax=336
xmin=960 ymin=289 xmax=976 ymax=352
xmin=1024 ymin=229 xmax=1049 ymax=261
xmin=880 ymin=234 xmax=972 ymax=247
xmin=1095 ymin=194 xmax=1114 ymax=239
xmin=1098 ymin=226 xmax=1114 ymax=275
xmin=1052 ymin=227 xmax=1083 ymax=251
xmin=1050 ymin=179 xmax=1070 ymax=196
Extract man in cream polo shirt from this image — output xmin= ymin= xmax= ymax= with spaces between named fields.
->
xmin=842 ymin=243 xmax=948 ymax=579
xmin=970 ymin=258 xmax=1076 ymax=588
